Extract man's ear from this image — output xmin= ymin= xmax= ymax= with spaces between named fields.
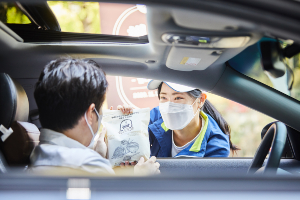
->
xmin=86 ymin=103 xmax=95 ymax=125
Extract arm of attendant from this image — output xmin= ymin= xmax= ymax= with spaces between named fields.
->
xmin=204 ymin=132 xmax=230 ymax=157
xmin=148 ymin=107 xmax=158 ymax=149
xmin=148 ymin=106 xmax=162 ymax=157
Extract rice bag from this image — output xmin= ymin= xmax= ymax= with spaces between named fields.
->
xmin=102 ymin=108 xmax=150 ymax=167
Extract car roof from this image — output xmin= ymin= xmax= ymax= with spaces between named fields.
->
xmin=1 ymin=0 xmax=300 ymax=131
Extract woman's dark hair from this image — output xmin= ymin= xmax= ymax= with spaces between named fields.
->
xmin=158 ymin=83 xmax=239 ymax=154
xmin=34 ymin=58 xmax=108 ymax=132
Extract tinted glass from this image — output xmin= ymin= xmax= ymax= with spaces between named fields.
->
xmin=289 ymin=53 xmax=300 ymax=100
xmin=229 ymin=38 xmax=300 ymax=101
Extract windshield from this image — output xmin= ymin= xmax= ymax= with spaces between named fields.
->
xmin=290 ymin=56 xmax=300 ymax=100
xmin=229 ymin=38 xmax=300 ymax=101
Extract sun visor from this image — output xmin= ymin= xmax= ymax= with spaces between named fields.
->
xmin=166 ymin=47 xmax=221 ymax=71
xmin=172 ymin=9 xmax=255 ymax=31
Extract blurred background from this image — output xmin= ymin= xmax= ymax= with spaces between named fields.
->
xmin=1 ymin=1 xmax=299 ymax=157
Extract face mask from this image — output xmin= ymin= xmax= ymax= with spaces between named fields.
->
xmin=159 ymin=99 xmax=200 ymax=130
xmin=85 ymin=108 xmax=102 ymax=148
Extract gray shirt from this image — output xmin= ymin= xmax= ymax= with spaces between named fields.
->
xmin=30 ymin=128 xmax=114 ymax=174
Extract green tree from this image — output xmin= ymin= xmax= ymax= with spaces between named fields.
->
xmin=47 ymin=1 xmax=101 ymax=34
xmin=0 ymin=2 xmax=31 ymax=24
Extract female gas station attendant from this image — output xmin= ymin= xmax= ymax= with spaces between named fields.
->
xmin=147 ymin=80 xmax=239 ymax=158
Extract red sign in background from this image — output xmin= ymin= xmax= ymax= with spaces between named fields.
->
xmin=105 ymin=76 xmax=159 ymax=109
xmin=99 ymin=3 xmax=147 ymax=36
xmin=99 ymin=3 xmax=158 ymax=109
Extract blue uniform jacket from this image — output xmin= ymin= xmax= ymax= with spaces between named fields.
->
xmin=148 ymin=106 xmax=230 ymax=157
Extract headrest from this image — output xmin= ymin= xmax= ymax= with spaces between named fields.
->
xmin=0 ymin=73 xmax=29 ymax=128
xmin=0 ymin=121 xmax=40 ymax=166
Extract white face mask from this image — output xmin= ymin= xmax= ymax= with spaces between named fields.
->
xmin=84 ymin=108 xmax=102 ymax=148
xmin=159 ymin=99 xmax=200 ymax=130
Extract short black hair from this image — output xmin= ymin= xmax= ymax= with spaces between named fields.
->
xmin=34 ymin=58 xmax=108 ymax=132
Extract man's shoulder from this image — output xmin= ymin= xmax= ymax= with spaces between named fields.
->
xmin=31 ymin=144 xmax=114 ymax=174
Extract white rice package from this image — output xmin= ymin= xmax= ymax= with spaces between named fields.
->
xmin=102 ymin=108 xmax=150 ymax=167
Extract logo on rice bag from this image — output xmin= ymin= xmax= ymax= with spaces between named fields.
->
xmin=111 ymin=138 xmax=140 ymax=160
xmin=119 ymin=119 xmax=133 ymax=134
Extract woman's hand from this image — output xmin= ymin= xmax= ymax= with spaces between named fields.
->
xmin=93 ymin=127 xmax=107 ymax=158
xmin=110 ymin=104 xmax=133 ymax=115
xmin=134 ymin=156 xmax=160 ymax=175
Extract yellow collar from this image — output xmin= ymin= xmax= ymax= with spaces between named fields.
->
xmin=160 ymin=111 xmax=209 ymax=152
xmin=189 ymin=111 xmax=209 ymax=152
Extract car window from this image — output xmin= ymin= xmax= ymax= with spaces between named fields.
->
xmin=47 ymin=1 xmax=147 ymax=36
xmin=104 ymin=75 xmax=275 ymax=157
xmin=0 ymin=2 xmax=31 ymax=24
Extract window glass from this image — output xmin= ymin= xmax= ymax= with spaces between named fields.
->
xmin=208 ymin=93 xmax=274 ymax=157
xmin=0 ymin=2 xmax=31 ymax=24
xmin=47 ymin=1 xmax=147 ymax=36
xmin=229 ymin=38 xmax=300 ymax=102
xmin=289 ymin=53 xmax=300 ymax=100
xmin=242 ymin=51 xmax=300 ymax=101
xmin=105 ymin=75 xmax=275 ymax=157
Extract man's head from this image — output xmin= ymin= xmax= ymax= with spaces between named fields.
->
xmin=34 ymin=58 xmax=108 ymax=138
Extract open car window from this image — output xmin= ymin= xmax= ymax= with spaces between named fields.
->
xmin=0 ymin=2 xmax=31 ymax=24
xmin=0 ymin=1 xmax=148 ymax=43
xmin=47 ymin=1 xmax=147 ymax=36
xmin=104 ymin=75 xmax=276 ymax=157
xmin=1 ymin=0 xmax=300 ymax=183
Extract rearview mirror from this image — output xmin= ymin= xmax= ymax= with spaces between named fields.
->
xmin=260 ymin=41 xmax=294 ymax=91
xmin=260 ymin=41 xmax=286 ymax=78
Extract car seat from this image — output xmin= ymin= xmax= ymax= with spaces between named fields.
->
xmin=0 ymin=73 xmax=40 ymax=170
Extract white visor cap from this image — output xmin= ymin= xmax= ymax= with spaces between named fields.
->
xmin=147 ymin=80 xmax=207 ymax=93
